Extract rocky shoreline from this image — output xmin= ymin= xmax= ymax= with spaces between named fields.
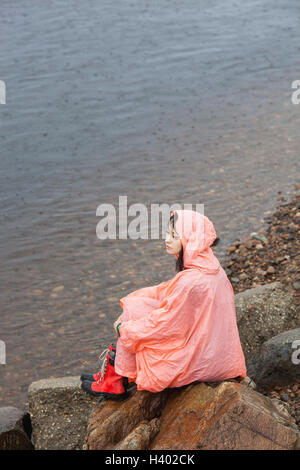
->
xmin=224 ymin=184 xmax=300 ymax=304
xmin=223 ymin=184 xmax=300 ymax=429
xmin=1 ymin=186 xmax=299 ymax=450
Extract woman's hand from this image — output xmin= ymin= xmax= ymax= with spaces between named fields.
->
xmin=113 ymin=320 xmax=119 ymax=336
xmin=113 ymin=314 xmax=123 ymax=336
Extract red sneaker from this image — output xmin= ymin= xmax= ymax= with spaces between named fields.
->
xmin=81 ymin=350 xmax=129 ymax=400
xmin=80 ymin=343 xmax=116 ymax=383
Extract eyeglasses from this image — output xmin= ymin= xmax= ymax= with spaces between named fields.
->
xmin=165 ymin=229 xmax=181 ymax=240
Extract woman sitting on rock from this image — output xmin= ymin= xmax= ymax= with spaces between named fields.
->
xmin=81 ymin=209 xmax=247 ymax=399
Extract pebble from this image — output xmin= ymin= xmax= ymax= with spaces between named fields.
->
xmin=32 ymin=290 xmax=43 ymax=296
xmin=251 ymin=232 xmax=268 ymax=243
xmin=280 ymin=394 xmax=289 ymax=402
xmin=52 ymin=285 xmax=64 ymax=293
xmin=266 ymin=266 xmax=275 ymax=274
xmin=239 ymin=273 xmax=248 ymax=281
xmin=245 ymin=240 xmax=254 ymax=249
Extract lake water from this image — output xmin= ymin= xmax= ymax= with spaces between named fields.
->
xmin=0 ymin=0 xmax=300 ymax=407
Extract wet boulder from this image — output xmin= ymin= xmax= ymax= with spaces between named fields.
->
xmin=0 ymin=406 xmax=33 ymax=450
xmin=235 ymin=282 xmax=299 ymax=361
xmin=28 ymin=376 xmax=97 ymax=450
xmin=86 ymin=380 xmax=300 ymax=450
xmin=246 ymin=328 xmax=300 ymax=392
xmin=86 ymin=387 xmax=168 ymax=450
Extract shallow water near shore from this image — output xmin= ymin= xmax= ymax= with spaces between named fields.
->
xmin=0 ymin=0 xmax=300 ymax=407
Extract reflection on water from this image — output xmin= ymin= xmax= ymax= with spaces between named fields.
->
xmin=0 ymin=0 xmax=300 ymax=407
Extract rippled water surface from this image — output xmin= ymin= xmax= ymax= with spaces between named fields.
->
xmin=0 ymin=0 xmax=300 ymax=407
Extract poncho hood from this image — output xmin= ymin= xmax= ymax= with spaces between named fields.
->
xmin=171 ymin=209 xmax=221 ymax=274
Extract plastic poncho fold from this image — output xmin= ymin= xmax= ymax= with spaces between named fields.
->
xmin=115 ymin=209 xmax=247 ymax=392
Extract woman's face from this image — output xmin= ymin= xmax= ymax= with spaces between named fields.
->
xmin=165 ymin=220 xmax=183 ymax=255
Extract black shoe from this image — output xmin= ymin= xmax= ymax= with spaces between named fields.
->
xmin=80 ymin=373 xmax=95 ymax=382
xmin=81 ymin=377 xmax=129 ymax=401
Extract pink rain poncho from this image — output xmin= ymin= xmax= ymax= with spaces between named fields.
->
xmin=115 ymin=209 xmax=247 ymax=392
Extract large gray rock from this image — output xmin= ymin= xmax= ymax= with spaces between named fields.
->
xmin=246 ymin=328 xmax=300 ymax=392
xmin=28 ymin=376 xmax=97 ymax=450
xmin=235 ymin=282 xmax=299 ymax=361
xmin=0 ymin=406 xmax=33 ymax=450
